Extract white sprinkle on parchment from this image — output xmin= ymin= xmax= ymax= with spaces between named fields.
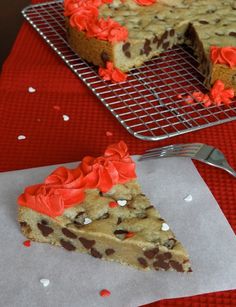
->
xmin=184 ymin=194 xmax=193 ymax=202
xmin=40 ymin=279 xmax=50 ymax=287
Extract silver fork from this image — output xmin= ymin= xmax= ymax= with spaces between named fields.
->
xmin=139 ymin=143 xmax=236 ymax=177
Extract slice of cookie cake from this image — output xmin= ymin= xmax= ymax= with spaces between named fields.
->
xmin=18 ymin=141 xmax=191 ymax=272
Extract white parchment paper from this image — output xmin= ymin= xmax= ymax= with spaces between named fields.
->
xmin=0 ymin=157 xmax=235 ymax=307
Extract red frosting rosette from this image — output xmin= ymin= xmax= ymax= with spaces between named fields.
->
xmin=64 ymin=0 xmax=128 ymax=43
xmin=210 ymin=46 xmax=236 ymax=68
xmin=18 ymin=141 xmax=137 ymax=216
xmin=98 ymin=62 xmax=127 ymax=83
xmin=80 ymin=141 xmax=136 ymax=192
xmin=18 ymin=166 xmax=85 ymax=217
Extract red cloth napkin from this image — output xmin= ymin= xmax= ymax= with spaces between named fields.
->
xmin=0 ymin=0 xmax=235 ymax=306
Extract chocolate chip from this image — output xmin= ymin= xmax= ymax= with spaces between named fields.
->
xmin=99 ymin=212 xmax=110 ymax=220
xmin=145 ymin=205 xmax=154 ymax=210
xmin=144 ymin=248 xmax=159 ymax=259
xmin=101 ymin=51 xmax=109 ymax=63
xmin=163 ymin=252 xmax=172 ymax=260
xmin=114 ymin=229 xmax=128 ymax=240
xmin=163 ymin=41 xmax=170 ymax=49
xmin=117 ymin=217 xmax=122 ymax=225
xmin=125 ymin=51 xmax=131 ymax=58
xmin=170 ymin=260 xmax=184 ymax=272
xmin=122 ymin=42 xmax=130 ymax=52
xmin=163 ymin=238 xmax=176 ymax=249
xmin=153 ymin=259 xmax=170 ymax=270
xmin=74 ymin=212 xmax=86 ymax=226
xmin=138 ymin=257 xmax=148 ymax=268
xmin=169 ymin=29 xmax=175 ymax=36
xmin=232 ymin=74 xmax=236 ymax=85
xmin=162 ymin=31 xmax=168 ymax=40
xmin=143 ymin=39 xmax=152 ymax=56
xmin=79 ymin=237 xmax=96 ymax=249
xmin=229 ymin=32 xmax=236 ymax=37
xmin=37 ymin=223 xmax=53 ymax=237
xmin=105 ymin=248 xmax=115 ymax=256
xmin=41 ymin=219 xmax=48 ymax=225
xmin=153 ymin=36 xmax=159 ymax=44
xmin=91 ymin=248 xmax=102 ymax=258
xmin=20 ymin=221 xmax=27 ymax=227
xmin=199 ymin=20 xmax=209 ymax=24
xmin=60 ymin=239 xmax=76 ymax=251
xmin=62 ymin=228 xmax=77 ymax=239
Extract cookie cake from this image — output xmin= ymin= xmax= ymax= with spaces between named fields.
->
xmin=64 ymin=0 xmax=236 ymax=90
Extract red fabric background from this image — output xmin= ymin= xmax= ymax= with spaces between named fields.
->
xmin=0 ymin=1 xmax=235 ymax=306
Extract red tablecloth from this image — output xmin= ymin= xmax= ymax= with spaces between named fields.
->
xmin=0 ymin=1 xmax=235 ymax=306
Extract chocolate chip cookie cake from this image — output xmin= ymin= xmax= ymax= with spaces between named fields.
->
xmin=64 ymin=0 xmax=236 ymax=89
xmin=18 ymin=141 xmax=191 ymax=272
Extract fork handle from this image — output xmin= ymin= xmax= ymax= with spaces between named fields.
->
xmin=221 ymin=161 xmax=236 ymax=177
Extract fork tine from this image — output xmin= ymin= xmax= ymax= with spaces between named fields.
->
xmin=139 ymin=143 xmax=204 ymax=161
xmin=146 ymin=143 xmax=203 ymax=153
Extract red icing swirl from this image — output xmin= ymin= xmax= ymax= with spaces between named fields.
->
xmin=210 ymin=46 xmax=236 ymax=68
xmin=98 ymin=62 xmax=127 ymax=82
xmin=209 ymin=80 xmax=235 ymax=106
xmin=135 ymin=0 xmax=156 ymax=5
xmin=81 ymin=140 xmax=136 ymax=192
xmin=191 ymin=80 xmax=235 ymax=107
xmin=64 ymin=0 xmax=128 ymax=43
xmin=18 ymin=141 xmax=136 ymax=217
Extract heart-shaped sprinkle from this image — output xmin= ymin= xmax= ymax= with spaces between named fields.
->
xmin=117 ymin=199 xmax=127 ymax=207
xmin=125 ymin=232 xmax=135 ymax=239
xmin=84 ymin=218 xmax=92 ymax=225
xmin=53 ymin=105 xmax=61 ymax=111
xmin=109 ymin=201 xmax=118 ymax=208
xmin=40 ymin=278 xmax=50 ymax=287
xmin=106 ymin=131 xmax=113 ymax=137
xmin=161 ymin=223 xmax=170 ymax=231
xmin=17 ymin=135 xmax=26 ymax=140
xmin=28 ymin=87 xmax=36 ymax=93
xmin=62 ymin=114 xmax=70 ymax=121
xmin=23 ymin=240 xmax=31 ymax=247
xmin=184 ymin=194 xmax=193 ymax=202
xmin=100 ymin=289 xmax=111 ymax=297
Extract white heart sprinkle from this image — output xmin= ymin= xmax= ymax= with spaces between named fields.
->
xmin=17 ymin=135 xmax=26 ymax=140
xmin=28 ymin=86 xmax=36 ymax=93
xmin=40 ymin=279 xmax=50 ymax=287
xmin=84 ymin=218 xmax=92 ymax=225
xmin=117 ymin=199 xmax=127 ymax=207
xmin=161 ymin=223 xmax=170 ymax=231
xmin=184 ymin=194 xmax=193 ymax=202
xmin=63 ymin=114 xmax=70 ymax=121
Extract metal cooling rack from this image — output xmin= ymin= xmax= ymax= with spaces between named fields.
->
xmin=22 ymin=0 xmax=236 ymax=141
